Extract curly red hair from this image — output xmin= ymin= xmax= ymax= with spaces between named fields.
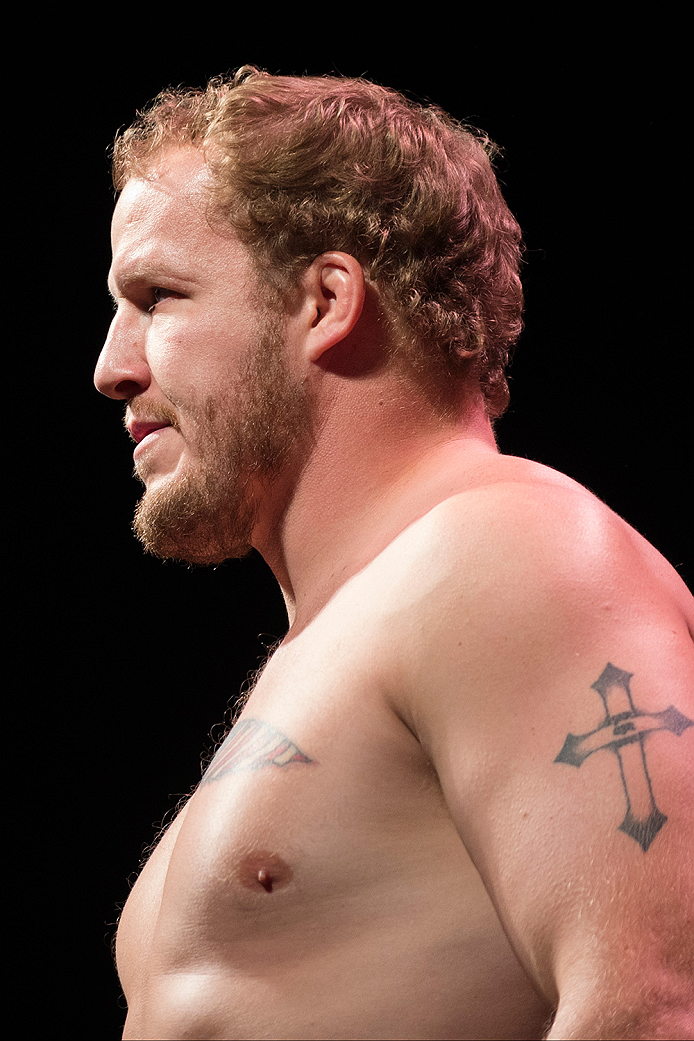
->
xmin=113 ymin=67 xmax=524 ymax=417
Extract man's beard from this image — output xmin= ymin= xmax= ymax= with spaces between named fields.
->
xmin=131 ymin=321 xmax=312 ymax=565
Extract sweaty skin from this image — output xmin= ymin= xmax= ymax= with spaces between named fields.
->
xmin=100 ymin=150 xmax=694 ymax=1040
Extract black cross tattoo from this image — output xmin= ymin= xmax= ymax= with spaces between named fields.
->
xmin=555 ymin=663 xmax=692 ymax=851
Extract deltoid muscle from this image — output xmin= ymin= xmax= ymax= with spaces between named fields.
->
xmin=555 ymin=662 xmax=692 ymax=851
xmin=202 ymin=718 xmax=313 ymax=784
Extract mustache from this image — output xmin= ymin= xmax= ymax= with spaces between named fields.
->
xmin=123 ymin=400 xmax=181 ymax=433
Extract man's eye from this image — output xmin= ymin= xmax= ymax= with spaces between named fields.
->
xmin=149 ymin=287 xmax=176 ymax=312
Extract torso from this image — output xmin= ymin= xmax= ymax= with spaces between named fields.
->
xmin=115 ymin=456 xmax=693 ymax=1040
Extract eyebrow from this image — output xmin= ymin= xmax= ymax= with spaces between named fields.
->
xmin=107 ymin=264 xmax=157 ymax=300
xmin=107 ymin=259 xmax=197 ymax=304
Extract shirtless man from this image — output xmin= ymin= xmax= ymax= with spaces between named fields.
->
xmin=94 ymin=67 xmax=694 ymax=1040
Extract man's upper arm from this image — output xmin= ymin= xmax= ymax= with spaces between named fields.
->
xmin=391 ymin=484 xmax=694 ymax=1037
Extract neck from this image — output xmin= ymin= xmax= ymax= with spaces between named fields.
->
xmin=253 ymin=370 xmax=498 ymax=634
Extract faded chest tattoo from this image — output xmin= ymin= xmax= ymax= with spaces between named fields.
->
xmin=201 ymin=718 xmax=314 ymax=785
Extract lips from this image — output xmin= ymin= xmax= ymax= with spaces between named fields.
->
xmin=127 ymin=420 xmax=172 ymax=445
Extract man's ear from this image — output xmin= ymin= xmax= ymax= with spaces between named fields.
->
xmin=300 ymin=252 xmax=366 ymax=363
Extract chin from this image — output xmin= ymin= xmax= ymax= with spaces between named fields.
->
xmin=132 ymin=467 xmax=258 ymax=565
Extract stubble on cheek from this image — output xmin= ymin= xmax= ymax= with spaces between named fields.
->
xmin=130 ymin=320 xmax=313 ymax=566
xmin=131 ymin=399 xmax=258 ymax=565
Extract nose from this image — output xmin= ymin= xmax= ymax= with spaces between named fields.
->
xmin=94 ymin=309 xmax=152 ymax=400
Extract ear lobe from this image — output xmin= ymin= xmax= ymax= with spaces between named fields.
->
xmin=304 ymin=252 xmax=366 ymax=363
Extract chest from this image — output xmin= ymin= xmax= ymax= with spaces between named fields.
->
xmin=115 ymin=628 xmax=463 ymax=979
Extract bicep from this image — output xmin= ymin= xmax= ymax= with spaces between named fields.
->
xmin=400 ymin=508 xmax=694 ymax=1015
xmin=446 ymin=641 xmax=694 ymax=1009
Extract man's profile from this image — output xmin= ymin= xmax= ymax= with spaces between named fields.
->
xmin=95 ymin=66 xmax=694 ymax=1040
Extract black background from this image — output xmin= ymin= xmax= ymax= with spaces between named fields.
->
xmin=15 ymin=19 xmax=689 ymax=1036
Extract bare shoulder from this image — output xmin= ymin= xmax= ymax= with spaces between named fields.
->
xmin=376 ymin=454 xmax=692 ymax=635
xmin=374 ymin=453 xmax=694 ymax=743
xmin=367 ymin=456 xmax=694 ymax=1032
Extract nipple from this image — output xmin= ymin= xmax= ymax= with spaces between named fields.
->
xmin=238 ymin=851 xmax=293 ymax=894
xmin=257 ymin=868 xmax=273 ymax=893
